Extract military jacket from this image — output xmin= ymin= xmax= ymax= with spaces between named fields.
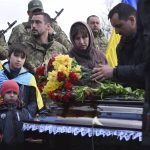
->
xmin=93 ymin=30 xmax=108 ymax=53
xmin=0 ymin=34 xmax=8 ymax=60
xmin=24 ymin=36 xmax=68 ymax=70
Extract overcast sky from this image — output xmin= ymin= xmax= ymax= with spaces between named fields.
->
xmin=0 ymin=0 xmax=120 ymax=41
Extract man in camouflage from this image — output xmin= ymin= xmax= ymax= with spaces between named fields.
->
xmin=0 ymin=34 xmax=8 ymax=60
xmin=24 ymin=12 xmax=67 ymax=72
xmin=8 ymin=0 xmax=71 ymax=51
xmin=87 ymin=15 xmax=108 ymax=53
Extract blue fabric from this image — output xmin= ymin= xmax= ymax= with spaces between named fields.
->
xmin=0 ymin=69 xmax=44 ymax=110
xmin=122 ymin=0 xmax=138 ymax=9
xmin=0 ymin=70 xmax=32 ymax=87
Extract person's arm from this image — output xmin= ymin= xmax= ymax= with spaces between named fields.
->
xmin=113 ymin=63 xmax=144 ymax=82
xmin=113 ymin=63 xmax=145 ymax=88
xmin=0 ymin=34 xmax=8 ymax=60
xmin=91 ymin=63 xmax=145 ymax=88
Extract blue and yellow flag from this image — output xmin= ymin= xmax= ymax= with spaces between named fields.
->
xmin=105 ymin=0 xmax=138 ymax=67
xmin=0 ymin=70 xmax=44 ymax=110
xmin=122 ymin=0 xmax=138 ymax=9
xmin=14 ymin=73 xmax=44 ymax=110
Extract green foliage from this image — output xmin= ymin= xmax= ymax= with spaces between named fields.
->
xmin=72 ymin=80 xmax=145 ymax=102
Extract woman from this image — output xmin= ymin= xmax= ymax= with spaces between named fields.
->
xmin=69 ymin=21 xmax=107 ymax=69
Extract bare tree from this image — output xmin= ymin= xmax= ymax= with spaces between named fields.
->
xmin=100 ymin=0 xmax=119 ymax=40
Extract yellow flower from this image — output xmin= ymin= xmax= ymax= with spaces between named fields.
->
xmin=43 ymin=70 xmax=63 ymax=93
xmin=73 ymin=65 xmax=82 ymax=79
xmin=53 ymin=54 xmax=72 ymax=70
xmin=43 ymin=80 xmax=63 ymax=93
xmin=42 ymin=54 xmax=82 ymax=98
xmin=47 ymin=71 xmax=57 ymax=81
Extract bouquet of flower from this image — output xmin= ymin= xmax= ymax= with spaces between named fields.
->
xmin=42 ymin=54 xmax=82 ymax=103
xmin=36 ymin=54 xmax=145 ymax=104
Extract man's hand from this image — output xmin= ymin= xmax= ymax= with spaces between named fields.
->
xmin=91 ymin=64 xmax=114 ymax=81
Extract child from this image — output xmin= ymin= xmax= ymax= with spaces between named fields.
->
xmin=0 ymin=79 xmax=20 ymax=106
xmin=0 ymin=80 xmax=30 ymax=147
xmin=0 ymin=43 xmax=44 ymax=117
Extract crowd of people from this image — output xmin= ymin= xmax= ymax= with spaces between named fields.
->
xmin=0 ymin=0 xmax=149 ymax=149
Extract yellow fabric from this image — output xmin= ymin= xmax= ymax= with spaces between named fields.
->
xmin=29 ymin=76 xmax=44 ymax=110
xmin=0 ymin=62 xmax=3 ymax=70
xmin=106 ymin=29 xmax=121 ymax=67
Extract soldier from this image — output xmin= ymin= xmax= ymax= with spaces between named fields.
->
xmin=8 ymin=0 xmax=71 ymax=51
xmin=0 ymin=34 xmax=8 ymax=60
xmin=24 ymin=12 xmax=67 ymax=72
xmin=87 ymin=15 xmax=108 ymax=53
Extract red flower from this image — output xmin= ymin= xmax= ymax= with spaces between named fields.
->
xmin=49 ymin=91 xmax=56 ymax=100
xmin=64 ymin=81 xmax=72 ymax=90
xmin=36 ymin=66 xmax=45 ymax=76
xmin=47 ymin=53 xmax=58 ymax=70
xmin=57 ymin=72 xmax=66 ymax=82
xmin=62 ymin=92 xmax=72 ymax=102
xmin=55 ymin=91 xmax=63 ymax=101
xmin=69 ymin=71 xmax=79 ymax=82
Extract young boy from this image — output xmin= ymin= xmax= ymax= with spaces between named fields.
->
xmin=0 ymin=80 xmax=30 ymax=147
xmin=0 ymin=43 xmax=43 ymax=117
xmin=0 ymin=80 xmax=20 ymax=106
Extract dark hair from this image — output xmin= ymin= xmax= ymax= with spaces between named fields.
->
xmin=31 ymin=12 xmax=51 ymax=24
xmin=8 ymin=43 xmax=27 ymax=59
xmin=87 ymin=15 xmax=99 ymax=23
xmin=8 ymin=43 xmax=35 ymax=74
xmin=71 ymin=23 xmax=89 ymax=40
xmin=108 ymin=3 xmax=136 ymax=20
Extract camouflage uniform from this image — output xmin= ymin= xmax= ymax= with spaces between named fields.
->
xmin=93 ymin=30 xmax=108 ymax=53
xmin=51 ymin=21 xmax=72 ymax=50
xmin=24 ymin=35 xmax=68 ymax=70
xmin=8 ymin=22 xmax=31 ymax=45
xmin=8 ymin=21 xmax=72 ymax=51
xmin=0 ymin=34 xmax=8 ymax=60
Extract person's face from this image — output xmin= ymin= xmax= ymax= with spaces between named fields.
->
xmin=31 ymin=15 xmax=50 ymax=37
xmin=3 ymin=91 xmax=18 ymax=103
xmin=110 ymin=13 xmax=136 ymax=37
xmin=88 ymin=16 xmax=100 ymax=34
xmin=9 ymin=52 xmax=26 ymax=70
xmin=74 ymin=33 xmax=89 ymax=50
